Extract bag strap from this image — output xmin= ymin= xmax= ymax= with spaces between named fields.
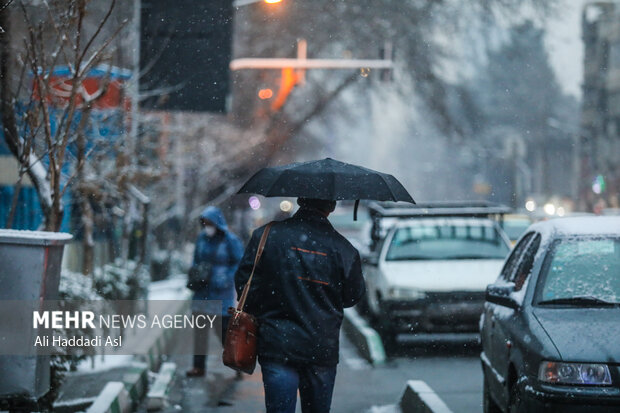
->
xmin=236 ymin=221 xmax=274 ymax=312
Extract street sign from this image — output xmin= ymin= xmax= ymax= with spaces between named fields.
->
xmin=140 ymin=0 xmax=233 ymax=112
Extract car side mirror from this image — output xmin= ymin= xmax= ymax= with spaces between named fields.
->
xmin=485 ymin=283 xmax=519 ymax=309
xmin=362 ymin=254 xmax=379 ymax=266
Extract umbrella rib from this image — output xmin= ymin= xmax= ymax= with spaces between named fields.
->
xmin=266 ymin=170 xmax=290 ymax=197
xmin=377 ymin=173 xmax=397 ymax=201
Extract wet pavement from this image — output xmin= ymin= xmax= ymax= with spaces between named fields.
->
xmin=141 ymin=331 xmax=482 ymax=412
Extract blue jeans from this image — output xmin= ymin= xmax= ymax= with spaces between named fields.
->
xmin=260 ymin=361 xmax=337 ymax=413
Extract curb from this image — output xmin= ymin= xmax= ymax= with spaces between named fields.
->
xmin=86 ymin=382 xmax=131 ymax=413
xmin=85 ymin=295 xmax=189 ymax=413
xmin=123 ymin=362 xmax=149 ymax=408
xmin=146 ymin=362 xmax=177 ymax=411
xmin=139 ymin=294 xmax=191 ymax=371
xmin=399 ymin=380 xmax=453 ymax=413
xmin=342 ymin=307 xmax=386 ymax=365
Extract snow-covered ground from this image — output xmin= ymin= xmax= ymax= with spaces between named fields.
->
xmin=77 ymin=274 xmax=191 ymax=372
xmin=148 ymin=274 xmax=190 ymax=301
xmin=78 ymin=354 xmax=134 ymax=373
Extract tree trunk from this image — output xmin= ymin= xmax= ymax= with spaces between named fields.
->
xmin=76 ymin=105 xmax=94 ymax=274
xmin=6 ymin=174 xmax=22 ymax=228
xmin=80 ymin=198 xmax=95 ymax=274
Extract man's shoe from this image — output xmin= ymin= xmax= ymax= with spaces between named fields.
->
xmin=186 ymin=367 xmax=205 ymax=377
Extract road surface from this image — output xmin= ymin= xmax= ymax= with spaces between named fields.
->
xmin=143 ymin=331 xmax=483 ymax=412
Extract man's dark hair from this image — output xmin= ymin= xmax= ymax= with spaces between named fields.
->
xmin=297 ymin=198 xmax=337 ymax=214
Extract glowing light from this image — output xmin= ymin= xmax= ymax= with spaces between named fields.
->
xmin=249 ymin=196 xmax=261 ymax=210
xmin=360 ymin=68 xmax=371 ymax=77
xmin=525 ymin=200 xmax=536 ymax=212
xmin=258 ymin=88 xmax=273 ymax=100
xmin=557 ymin=207 xmax=565 ymax=217
xmin=265 ymin=0 xmax=281 ymax=3
xmin=544 ymin=203 xmax=556 ymax=216
xmin=280 ymin=200 xmax=293 ymax=212
xmin=592 ymin=175 xmax=606 ymax=194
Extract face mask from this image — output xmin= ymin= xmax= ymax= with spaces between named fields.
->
xmin=203 ymin=226 xmax=217 ymax=237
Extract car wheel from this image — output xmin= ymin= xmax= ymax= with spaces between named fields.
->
xmin=508 ymin=380 xmax=524 ymax=413
xmin=483 ymin=374 xmax=501 ymax=413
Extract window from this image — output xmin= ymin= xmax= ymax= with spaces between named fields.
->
xmin=500 ymin=232 xmax=534 ymax=281
xmin=385 ymin=221 xmax=510 ymax=261
xmin=537 ymin=237 xmax=620 ymax=303
xmin=511 ymin=234 xmax=541 ymax=291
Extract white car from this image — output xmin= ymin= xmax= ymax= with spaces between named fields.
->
xmin=362 ymin=204 xmax=512 ymax=344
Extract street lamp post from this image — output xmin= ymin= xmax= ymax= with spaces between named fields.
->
xmin=233 ymin=0 xmax=281 ymax=7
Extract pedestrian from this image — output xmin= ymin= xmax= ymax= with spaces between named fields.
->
xmin=234 ymin=198 xmax=366 ymax=413
xmin=186 ymin=206 xmax=244 ymax=378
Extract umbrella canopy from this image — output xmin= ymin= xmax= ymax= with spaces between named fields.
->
xmin=238 ymin=158 xmax=415 ymax=213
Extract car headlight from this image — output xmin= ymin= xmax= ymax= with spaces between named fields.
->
xmin=538 ymin=361 xmax=612 ymax=385
xmin=387 ymin=287 xmax=426 ymax=300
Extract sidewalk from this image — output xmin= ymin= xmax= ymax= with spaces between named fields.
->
xmin=151 ymin=330 xmax=375 ymax=413
xmin=149 ymin=354 xmax=265 ymax=412
xmin=142 ymin=321 xmax=265 ymax=413
xmin=53 ymin=275 xmax=191 ymax=412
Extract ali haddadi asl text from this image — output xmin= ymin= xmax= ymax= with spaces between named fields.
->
xmin=34 ymin=335 xmax=121 ymax=348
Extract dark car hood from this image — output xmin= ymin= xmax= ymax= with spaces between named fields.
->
xmin=533 ymin=308 xmax=620 ymax=362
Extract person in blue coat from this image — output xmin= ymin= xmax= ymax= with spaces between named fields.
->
xmin=186 ymin=206 xmax=244 ymax=378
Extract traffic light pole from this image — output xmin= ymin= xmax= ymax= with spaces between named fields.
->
xmin=230 ymin=39 xmax=393 ymax=111
xmin=230 ymin=57 xmax=393 ymax=70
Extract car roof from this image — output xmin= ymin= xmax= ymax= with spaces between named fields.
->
xmin=392 ymin=217 xmax=500 ymax=228
xmin=368 ymin=201 xmax=512 ymax=219
xmin=528 ymin=216 xmax=620 ymax=238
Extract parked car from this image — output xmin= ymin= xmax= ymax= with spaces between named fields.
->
xmin=328 ymin=203 xmax=370 ymax=254
xmin=501 ymin=213 xmax=533 ymax=246
xmin=361 ymin=202 xmax=512 ymax=345
xmin=480 ymin=216 xmax=620 ymax=413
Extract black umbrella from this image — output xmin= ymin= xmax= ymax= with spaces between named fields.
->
xmin=237 ymin=158 xmax=415 ymax=219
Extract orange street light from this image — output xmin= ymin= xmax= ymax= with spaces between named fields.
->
xmin=234 ymin=0 xmax=282 ymax=6
xmin=258 ymin=88 xmax=274 ymax=99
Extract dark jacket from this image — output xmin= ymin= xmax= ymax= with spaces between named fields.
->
xmin=234 ymin=208 xmax=366 ymax=366
xmin=192 ymin=206 xmax=244 ymax=314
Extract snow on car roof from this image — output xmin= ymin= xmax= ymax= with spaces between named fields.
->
xmin=368 ymin=201 xmax=512 ymax=218
xmin=392 ymin=217 xmax=499 ymax=228
xmin=529 ymin=216 xmax=620 ymax=238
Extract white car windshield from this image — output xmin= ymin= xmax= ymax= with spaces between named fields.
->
xmin=538 ymin=237 xmax=620 ymax=305
xmin=385 ymin=221 xmax=510 ymax=261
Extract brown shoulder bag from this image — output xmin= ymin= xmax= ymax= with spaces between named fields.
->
xmin=223 ymin=222 xmax=273 ymax=374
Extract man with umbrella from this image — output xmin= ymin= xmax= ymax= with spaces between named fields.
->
xmin=234 ymin=158 xmax=414 ymax=413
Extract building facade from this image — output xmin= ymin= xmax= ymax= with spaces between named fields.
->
xmin=581 ymin=1 xmax=620 ymax=211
